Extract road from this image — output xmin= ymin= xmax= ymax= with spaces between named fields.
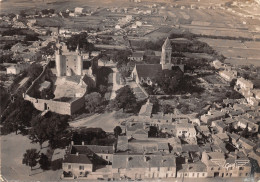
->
xmin=110 ymin=67 xmax=123 ymax=100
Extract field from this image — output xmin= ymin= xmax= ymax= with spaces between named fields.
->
xmin=199 ymin=38 xmax=260 ymax=67
xmin=0 ymin=0 xmax=131 ymax=14
xmin=0 ymin=133 xmax=62 ymax=181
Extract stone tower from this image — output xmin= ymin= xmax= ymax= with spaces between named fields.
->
xmin=76 ymin=45 xmax=83 ymax=75
xmin=55 ymin=47 xmax=65 ymax=77
xmin=161 ymin=37 xmax=172 ymax=70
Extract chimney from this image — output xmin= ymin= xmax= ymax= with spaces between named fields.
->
xmin=71 ymin=141 xmax=74 ymax=145
xmin=82 ymin=141 xmax=85 ymax=145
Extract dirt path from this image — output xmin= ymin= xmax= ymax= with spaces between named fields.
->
xmin=110 ymin=67 xmax=123 ymax=100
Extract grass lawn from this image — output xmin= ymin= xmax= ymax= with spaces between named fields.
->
xmin=1 ymin=133 xmax=62 ymax=181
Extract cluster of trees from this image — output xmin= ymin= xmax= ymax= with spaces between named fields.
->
xmin=0 ymin=53 xmax=14 ymax=63
xmin=72 ymin=128 xmax=114 ymax=146
xmin=144 ymin=70 xmax=204 ymax=95
xmin=29 ymin=112 xmax=70 ymax=149
xmin=41 ymin=9 xmax=55 ymax=15
xmin=26 ymin=63 xmax=43 ymax=81
xmin=22 ymin=149 xmax=50 ymax=170
xmin=1 ymin=97 xmax=39 ymax=135
xmin=112 ymin=50 xmax=133 ymax=78
xmin=133 ymin=39 xmax=165 ymax=51
xmin=40 ymin=42 xmax=57 ymax=56
xmin=65 ymin=32 xmax=94 ymax=52
xmin=110 ymin=85 xmax=137 ymax=113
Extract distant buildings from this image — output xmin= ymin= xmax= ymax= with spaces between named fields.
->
xmin=6 ymin=63 xmax=30 ymax=75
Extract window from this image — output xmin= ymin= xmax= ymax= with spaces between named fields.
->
xmin=239 ymin=173 xmax=242 ymax=177
xmin=211 ymin=167 xmax=214 ymax=170
xmin=192 ymin=173 xmax=195 ymax=177
xmin=79 ymin=165 xmax=84 ymax=170
xmin=202 ymin=173 xmax=205 ymax=176
xmin=230 ymin=167 xmax=233 ymax=170
xmin=246 ymin=173 xmax=248 ymax=176
xmin=226 ymin=173 xmax=228 ymax=176
xmin=185 ymin=173 xmax=188 ymax=177
xmin=158 ymin=167 xmax=160 ymax=171
xmin=68 ymin=165 xmax=71 ymax=169
xmin=106 ymin=156 xmax=108 ymax=159
xmin=239 ymin=167 xmax=244 ymax=170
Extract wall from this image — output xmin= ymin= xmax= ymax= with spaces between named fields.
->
xmin=24 ymin=59 xmax=86 ymax=115
xmin=63 ymin=162 xmax=93 ymax=177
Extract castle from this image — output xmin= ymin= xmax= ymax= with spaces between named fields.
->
xmin=23 ymin=43 xmax=99 ymax=115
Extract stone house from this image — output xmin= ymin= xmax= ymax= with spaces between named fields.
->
xmin=200 ymin=109 xmax=226 ymax=125
xmin=112 ymin=154 xmax=176 ymax=180
xmin=126 ymin=122 xmax=149 ymax=140
xmin=62 ymin=145 xmax=94 ymax=178
xmin=177 ymin=162 xmax=207 ymax=178
xmin=128 ymin=52 xmax=144 ymax=62
xmin=86 ymin=145 xmax=114 ymax=164
xmin=219 ymin=70 xmax=237 ymax=82
xmin=201 ymin=151 xmax=251 ymax=178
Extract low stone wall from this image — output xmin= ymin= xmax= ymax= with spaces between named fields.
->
xmin=23 ymin=60 xmax=86 ymax=115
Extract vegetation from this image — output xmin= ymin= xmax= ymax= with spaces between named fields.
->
xmin=29 ymin=112 xmax=70 ymax=149
xmin=112 ymin=86 xmax=137 ymax=112
xmin=114 ymin=126 xmax=122 ymax=138
xmin=72 ymin=128 xmax=115 ymax=146
xmin=40 ymin=42 xmax=57 ymax=56
xmin=39 ymin=153 xmax=50 ymax=170
xmin=26 ymin=63 xmax=43 ymax=81
xmin=66 ymin=32 xmax=94 ymax=52
xmin=85 ymin=92 xmax=103 ymax=113
xmin=1 ymin=97 xmax=39 ymax=135
xmin=22 ymin=149 xmax=39 ymax=170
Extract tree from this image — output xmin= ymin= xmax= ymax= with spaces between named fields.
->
xmin=114 ymin=86 xmax=137 ymax=112
xmin=114 ymin=126 xmax=122 ymax=138
xmin=230 ymin=79 xmax=236 ymax=88
xmin=27 ymin=64 xmax=43 ymax=81
xmin=39 ymin=153 xmax=50 ymax=170
xmin=29 ymin=116 xmax=48 ymax=149
xmin=85 ymin=92 xmax=102 ymax=113
xmin=148 ymin=126 xmax=158 ymax=137
xmin=40 ymin=42 xmax=56 ymax=56
xmin=66 ymin=32 xmax=94 ymax=52
xmin=99 ymin=85 xmax=107 ymax=96
xmin=162 ymin=104 xmax=173 ymax=114
xmin=22 ymin=149 xmax=39 ymax=170
xmin=241 ymin=123 xmax=249 ymax=137
xmin=29 ymin=112 xmax=69 ymax=149
xmin=1 ymin=98 xmax=39 ymax=135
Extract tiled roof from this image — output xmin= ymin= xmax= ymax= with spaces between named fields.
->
xmin=112 ymin=154 xmax=175 ymax=169
xmin=63 ymin=154 xmax=92 ymax=164
xmin=135 ymin=64 xmax=162 ymax=79
xmin=86 ymin=145 xmax=113 ymax=154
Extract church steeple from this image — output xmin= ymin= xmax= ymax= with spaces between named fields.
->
xmin=162 ymin=37 xmax=171 ymax=50
xmin=161 ymin=37 xmax=172 ymax=70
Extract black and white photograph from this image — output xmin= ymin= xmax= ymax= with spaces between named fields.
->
xmin=0 ymin=0 xmax=260 ymax=181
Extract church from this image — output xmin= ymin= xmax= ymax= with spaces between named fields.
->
xmin=131 ymin=37 xmax=184 ymax=85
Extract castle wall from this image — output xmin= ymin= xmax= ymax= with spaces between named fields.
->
xmin=24 ymin=93 xmax=85 ymax=115
xmin=24 ymin=59 xmax=86 ymax=115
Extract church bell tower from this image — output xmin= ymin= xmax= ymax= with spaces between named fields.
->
xmin=161 ymin=37 xmax=172 ymax=70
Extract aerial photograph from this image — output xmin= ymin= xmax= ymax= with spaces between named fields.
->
xmin=0 ymin=0 xmax=260 ymax=181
